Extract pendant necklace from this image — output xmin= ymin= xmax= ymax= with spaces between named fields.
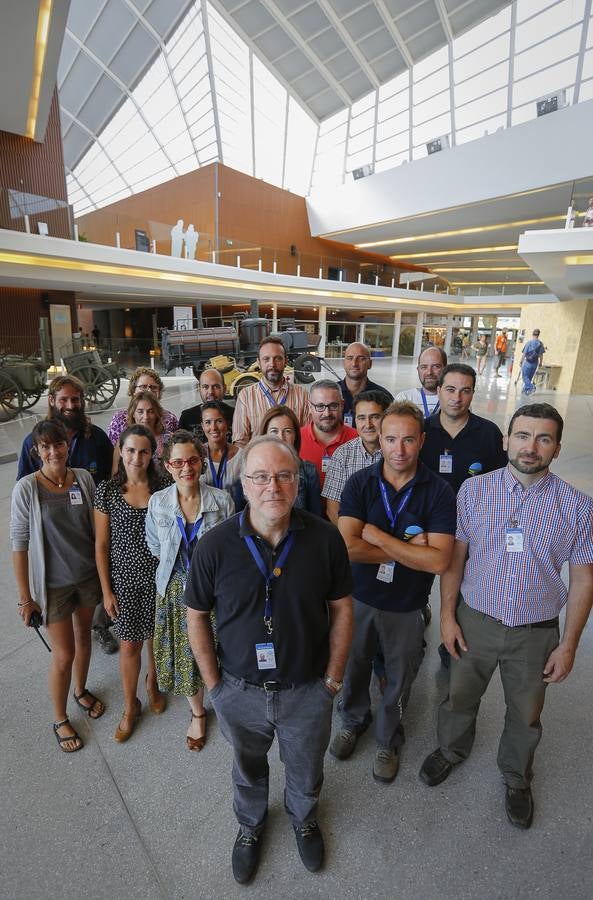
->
xmin=41 ymin=467 xmax=70 ymax=489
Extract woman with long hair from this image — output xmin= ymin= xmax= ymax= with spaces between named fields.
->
xmin=95 ymin=425 xmax=169 ymax=742
xmin=11 ymin=420 xmax=105 ymax=753
xmin=146 ymin=430 xmax=234 ymax=750
xmin=258 ymin=405 xmax=322 ymax=515
xmin=200 ymin=400 xmax=242 ymax=494
xmin=111 ymin=390 xmax=168 ymax=474
xmin=107 ymin=367 xmax=178 ymax=446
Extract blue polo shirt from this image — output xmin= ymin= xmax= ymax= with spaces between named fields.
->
xmin=339 ymin=461 xmax=456 ymax=612
xmin=337 ymin=378 xmax=393 ymax=420
xmin=17 ymin=424 xmax=113 ymax=485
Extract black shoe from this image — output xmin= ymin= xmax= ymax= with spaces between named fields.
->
xmin=505 ymin=786 xmax=533 ymax=829
xmin=93 ymin=626 xmax=118 ymax=655
xmin=438 ymin=643 xmax=451 ymax=669
xmin=232 ymin=829 xmax=261 ymax=884
xmin=422 ymin=603 xmax=432 ymax=627
xmin=419 ymin=748 xmax=454 ymax=786
xmin=294 ymin=821 xmax=324 ymax=872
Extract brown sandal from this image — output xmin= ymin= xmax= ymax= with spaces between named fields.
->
xmin=53 ymin=718 xmax=84 ymax=753
xmin=186 ymin=712 xmax=207 ymax=752
xmin=145 ymin=675 xmax=167 ymax=714
xmin=73 ymin=689 xmax=105 ymax=719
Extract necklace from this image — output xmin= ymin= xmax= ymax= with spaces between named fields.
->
xmin=40 ymin=467 xmax=70 ymax=489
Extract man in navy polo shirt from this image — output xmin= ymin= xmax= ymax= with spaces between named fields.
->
xmin=337 ymin=342 xmax=393 ymax=426
xmin=330 ymin=401 xmax=456 ymax=783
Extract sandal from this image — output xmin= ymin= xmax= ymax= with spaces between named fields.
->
xmin=145 ymin=674 xmax=167 ymax=715
xmin=53 ymin=718 xmax=83 ymax=753
xmin=186 ymin=712 xmax=207 ymax=752
xmin=73 ymin=689 xmax=105 ymax=720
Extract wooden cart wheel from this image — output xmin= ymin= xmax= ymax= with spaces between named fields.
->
xmin=0 ymin=371 xmax=24 ymax=420
xmin=72 ymin=365 xmax=118 ymax=410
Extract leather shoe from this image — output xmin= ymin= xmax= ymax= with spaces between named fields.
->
xmin=232 ymin=829 xmax=261 ymax=884
xmin=145 ymin=675 xmax=166 ymax=714
xmin=114 ymin=698 xmax=141 ymax=743
xmin=505 ymin=786 xmax=533 ymax=829
xmin=294 ymin=821 xmax=324 ymax=872
xmin=419 ymin=748 xmax=454 ymax=786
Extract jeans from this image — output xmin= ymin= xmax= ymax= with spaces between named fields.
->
xmin=210 ymin=671 xmax=334 ymax=837
xmin=522 ymin=361 xmax=538 ymax=394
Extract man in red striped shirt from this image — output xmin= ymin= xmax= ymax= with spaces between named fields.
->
xmin=420 ymin=403 xmax=593 ymax=829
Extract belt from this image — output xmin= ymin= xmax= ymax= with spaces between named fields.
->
xmin=222 ymin=670 xmax=301 ymax=692
xmin=493 ymin=615 xmax=559 ymax=629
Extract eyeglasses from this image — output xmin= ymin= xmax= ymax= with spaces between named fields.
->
xmin=168 ymin=456 xmax=203 ymax=468
xmin=243 ymin=471 xmax=297 ymax=485
xmin=310 ymin=402 xmax=341 ymax=412
xmin=137 ymin=383 xmax=159 ymax=393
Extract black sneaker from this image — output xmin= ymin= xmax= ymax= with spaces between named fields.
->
xmin=93 ymin=626 xmax=118 ymax=655
xmin=231 ymin=829 xmax=261 ymax=884
xmin=505 ymin=786 xmax=533 ymax=829
xmin=293 ymin=821 xmax=324 ymax=872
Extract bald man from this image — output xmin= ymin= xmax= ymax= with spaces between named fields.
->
xmin=179 ymin=367 xmax=235 ymax=441
xmin=395 ymin=347 xmax=447 ymax=419
xmin=337 ymin=342 xmax=393 ymax=427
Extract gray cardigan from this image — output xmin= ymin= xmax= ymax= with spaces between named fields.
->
xmin=146 ymin=480 xmax=234 ymax=595
xmin=10 ymin=469 xmax=96 ymax=619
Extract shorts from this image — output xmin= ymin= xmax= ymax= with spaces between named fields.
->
xmin=45 ymin=573 xmax=102 ymax=625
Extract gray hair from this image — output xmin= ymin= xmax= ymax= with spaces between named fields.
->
xmin=240 ymin=434 xmax=300 ymax=477
xmin=309 ymin=379 xmax=343 ymax=398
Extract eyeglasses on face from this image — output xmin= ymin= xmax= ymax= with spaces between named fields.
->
xmin=310 ymin=402 xmax=341 ymax=412
xmin=243 ymin=471 xmax=297 ymax=485
xmin=167 ymin=456 xmax=203 ymax=468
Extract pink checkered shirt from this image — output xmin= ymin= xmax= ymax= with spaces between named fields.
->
xmin=456 ymin=466 xmax=593 ymax=625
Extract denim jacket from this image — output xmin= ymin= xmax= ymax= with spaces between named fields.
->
xmin=145 ymin=481 xmax=234 ymax=595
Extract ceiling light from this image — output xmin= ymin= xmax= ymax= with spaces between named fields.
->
xmin=357 ymin=216 xmax=565 ymax=249
xmin=449 ymin=280 xmax=544 ymax=286
xmin=391 ymin=245 xmax=518 ymax=260
xmin=26 ymin=0 xmax=53 ymax=140
xmin=433 ymin=266 xmax=531 ymax=273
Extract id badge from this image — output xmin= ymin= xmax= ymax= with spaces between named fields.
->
xmin=69 ymin=488 xmax=83 ymax=506
xmin=255 ymin=642 xmax=277 ymax=670
xmin=343 ymin=414 xmax=353 ymax=427
xmin=377 ymin=561 xmax=395 ymax=583
xmin=321 ymin=455 xmax=331 ymax=473
xmin=439 ymin=453 xmax=453 ymax=474
xmin=505 ymin=527 xmax=524 ymax=552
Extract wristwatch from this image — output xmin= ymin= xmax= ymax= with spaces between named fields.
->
xmin=324 ymin=674 xmax=343 ymax=693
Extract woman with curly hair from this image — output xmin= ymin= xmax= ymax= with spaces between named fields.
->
xmin=107 ymin=367 xmax=178 ymax=446
xmin=111 ymin=390 xmax=171 ymax=474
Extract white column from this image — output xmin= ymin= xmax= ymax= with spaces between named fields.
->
xmin=358 ymin=323 xmax=366 ymax=346
xmin=318 ymin=306 xmax=327 ymax=357
xmin=391 ymin=310 xmax=401 ymax=361
xmin=271 ymin=303 xmax=278 ymax=332
xmin=444 ymin=315 xmax=454 ymax=355
xmin=471 ymin=315 xmax=480 ymax=343
xmin=413 ymin=312 xmax=425 ymax=360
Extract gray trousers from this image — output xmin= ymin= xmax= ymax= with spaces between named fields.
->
xmin=340 ymin=598 xmax=425 ymax=750
xmin=210 ymin=671 xmax=334 ymax=837
xmin=438 ymin=600 xmax=559 ymax=788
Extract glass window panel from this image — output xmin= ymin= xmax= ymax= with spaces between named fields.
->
xmin=578 ymin=77 xmax=593 ymax=100
xmin=414 ymin=66 xmax=449 ymax=105
xmin=455 ymin=88 xmax=507 ymax=129
xmin=284 ymin=99 xmax=317 ymax=195
xmin=454 ymin=33 xmax=510 ymax=82
xmin=318 ymin=109 xmax=348 ymax=133
xmin=350 ymin=106 xmax=375 ymax=136
xmin=142 ymin=79 xmax=179 ymax=128
xmin=346 ymin=148 xmax=377 ymax=171
xmin=378 ymin=70 xmax=409 ymax=100
xmin=413 ymin=113 xmax=451 ymax=148
xmin=375 ymin=131 xmax=409 ymax=159
xmin=455 ymin=61 xmax=509 ymax=107
xmin=587 ymin=14 xmax=593 ymax=48
xmin=514 ymin=25 xmax=582 ymax=79
xmin=413 ymin=91 xmax=450 ymax=126
xmin=348 ymin=128 xmax=374 ymax=155
xmin=378 ymin=89 xmax=408 ymax=122
xmin=164 ymin=131 xmax=195 ymax=163
xmin=582 ymin=47 xmax=593 ymax=80
xmin=351 ymin=92 xmax=375 ymax=116
xmin=375 ymin=152 xmax=409 ymax=172
xmin=512 ymin=58 xmax=578 ymax=106
xmin=412 ymin=143 xmax=427 ymax=160
xmin=190 ymin=114 xmax=216 ymax=142
xmin=454 ymin=6 xmax=511 ymax=57
xmin=174 ymin=154 xmax=199 ymax=175
xmin=134 ymin=57 xmax=169 ymax=107
xmin=516 ymin=1 xmax=585 ymax=52
xmin=376 ymin=110 xmax=408 ymax=141
xmin=181 ymin=80 xmax=211 ymax=117
xmin=413 ymin=46 xmax=447 ymax=81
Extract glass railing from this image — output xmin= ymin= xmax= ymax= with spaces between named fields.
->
xmin=0 ymin=188 xmax=72 ymax=238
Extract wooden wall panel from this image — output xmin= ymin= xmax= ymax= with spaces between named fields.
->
xmin=0 ymin=288 xmax=76 ymax=356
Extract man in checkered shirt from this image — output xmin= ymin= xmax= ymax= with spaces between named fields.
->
xmin=420 ymin=403 xmax=593 ymax=830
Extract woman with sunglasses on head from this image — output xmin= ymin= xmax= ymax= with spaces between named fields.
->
xmin=95 ymin=425 xmax=170 ymax=743
xmin=11 ymin=420 xmax=105 ymax=754
xmin=257 ymin=405 xmax=322 ymax=515
xmin=146 ymin=430 xmax=234 ymax=750
xmin=111 ymin=390 xmax=170 ymax=474
xmin=107 ymin=367 xmax=178 ymax=447
xmin=200 ymin=401 xmax=242 ymax=494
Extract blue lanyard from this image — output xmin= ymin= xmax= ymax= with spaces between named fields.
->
xmin=208 ymin=447 xmax=228 ymax=489
xmin=420 ymin=389 xmax=439 ymax=419
xmin=379 ymin=481 xmax=413 ymax=533
xmin=67 ymin=434 xmax=78 ymax=464
xmin=259 ymin=381 xmax=288 ymax=407
xmin=176 ymin=515 xmax=203 ymax=571
xmin=240 ymin=510 xmax=294 ymax=635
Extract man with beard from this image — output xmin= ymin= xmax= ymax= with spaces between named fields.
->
xmin=17 ymin=375 xmax=116 ymax=653
xmin=395 ymin=346 xmax=447 ymax=418
xmin=420 ymin=404 xmax=593 ymax=830
xmin=179 ymin=367 xmax=235 ymax=441
xmin=299 ymin=380 xmax=357 ymax=489
xmin=337 ymin=343 xmax=393 ymax=426
xmin=232 ymin=337 xmax=310 ymax=446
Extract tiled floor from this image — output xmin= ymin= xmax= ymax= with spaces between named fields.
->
xmin=1 ymin=357 xmax=592 ymax=899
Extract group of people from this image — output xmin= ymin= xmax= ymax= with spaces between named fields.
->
xmin=11 ymin=334 xmax=592 ymax=885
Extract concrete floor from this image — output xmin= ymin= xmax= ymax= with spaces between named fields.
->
xmin=2 ymin=356 xmax=593 ymax=900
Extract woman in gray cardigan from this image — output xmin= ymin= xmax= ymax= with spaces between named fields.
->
xmin=11 ymin=420 xmax=105 ymax=753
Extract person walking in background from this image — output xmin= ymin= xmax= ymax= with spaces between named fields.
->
xmin=474 ymin=335 xmax=488 ymax=375
xmin=520 ymin=329 xmax=545 ymax=396
xmin=495 ymin=329 xmax=508 ymax=376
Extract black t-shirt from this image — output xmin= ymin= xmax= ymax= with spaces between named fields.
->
xmin=184 ymin=507 xmax=352 ymax=684
xmin=178 ymin=401 xmax=235 ymax=442
xmin=337 ymin=378 xmax=393 ymax=419
xmin=420 ymin=412 xmax=507 ymax=495
xmin=339 ymin=461 xmax=456 ymax=612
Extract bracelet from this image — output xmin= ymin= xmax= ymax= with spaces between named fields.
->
xmin=17 ymin=600 xmax=33 ymax=607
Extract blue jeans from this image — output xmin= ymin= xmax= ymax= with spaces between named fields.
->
xmin=522 ymin=361 xmax=537 ymax=393
xmin=210 ymin=672 xmax=334 ymax=836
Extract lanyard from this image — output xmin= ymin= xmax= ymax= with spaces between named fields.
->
xmin=176 ymin=515 xmax=203 ymax=571
xmin=420 ymin=388 xmax=439 ymax=418
xmin=240 ymin=510 xmax=294 ymax=635
xmin=67 ymin=434 xmax=79 ymax=464
xmin=259 ymin=381 xmax=288 ymax=407
xmin=207 ymin=447 xmax=228 ymax=488
xmin=379 ymin=481 xmax=413 ymax=533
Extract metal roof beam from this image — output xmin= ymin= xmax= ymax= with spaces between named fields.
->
xmin=317 ymin=0 xmax=379 ymax=88
xmin=375 ymin=0 xmax=414 ymax=68
xmin=434 ymin=0 xmax=453 ymax=43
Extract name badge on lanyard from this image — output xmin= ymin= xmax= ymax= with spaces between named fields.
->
xmin=376 ymin=481 xmax=413 ymax=582
xmin=343 ymin=413 xmax=353 ymax=427
xmin=255 ymin=642 xmax=277 ymax=670
xmin=321 ymin=454 xmax=331 ymax=473
xmin=439 ymin=452 xmax=453 ymax=474
xmin=505 ymin=527 xmax=524 ymax=552
xmin=69 ymin=482 xmax=83 ymax=506
xmin=176 ymin=515 xmax=204 ymax=571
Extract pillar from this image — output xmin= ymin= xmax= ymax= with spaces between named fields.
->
xmin=195 ymin=301 xmax=204 ymax=329
xmin=358 ymin=323 xmax=366 ymax=346
xmin=391 ymin=311 xmax=401 ymax=361
xmin=444 ymin=315 xmax=453 ymax=355
xmin=318 ymin=306 xmax=327 ymax=357
xmin=413 ymin=312 xmax=424 ymax=360
xmin=250 ymin=299 xmax=259 ymax=317
xmin=272 ymin=303 xmax=278 ymax=332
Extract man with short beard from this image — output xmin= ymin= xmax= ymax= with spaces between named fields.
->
xmin=420 ymin=403 xmax=593 ymax=830
xmin=17 ymin=375 xmax=116 ymax=653
xmin=337 ymin=342 xmax=393 ymax=426
xmin=179 ymin=367 xmax=235 ymax=441
xmin=395 ymin=346 xmax=447 ymax=418
xmin=299 ymin=380 xmax=357 ymax=489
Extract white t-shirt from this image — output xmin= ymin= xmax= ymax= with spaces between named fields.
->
xmin=395 ymin=387 xmax=439 ymax=416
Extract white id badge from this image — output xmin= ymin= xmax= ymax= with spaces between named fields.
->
xmin=69 ymin=489 xmax=83 ymax=506
xmin=255 ymin=642 xmax=277 ymax=670
xmin=376 ymin=561 xmax=395 ymax=583
xmin=505 ymin=527 xmax=524 ymax=552
xmin=343 ymin=414 xmax=353 ymax=427
xmin=321 ymin=455 xmax=331 ymax=473
xmin=439 ymin=453 xmax=453 ymax=474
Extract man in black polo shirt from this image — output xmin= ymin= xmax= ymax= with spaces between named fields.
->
xmin=178 ymin=367 xmax=235 ymax=441
xmin=330 ymin=401 xmax=456 ymax=784
xmin=420 ymin=363 xmax=507 ymax=495
xmin=337 ymin=342 xmax=393 ymax=426
xmin=185 ymin=436 xmax=352 ymax=884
